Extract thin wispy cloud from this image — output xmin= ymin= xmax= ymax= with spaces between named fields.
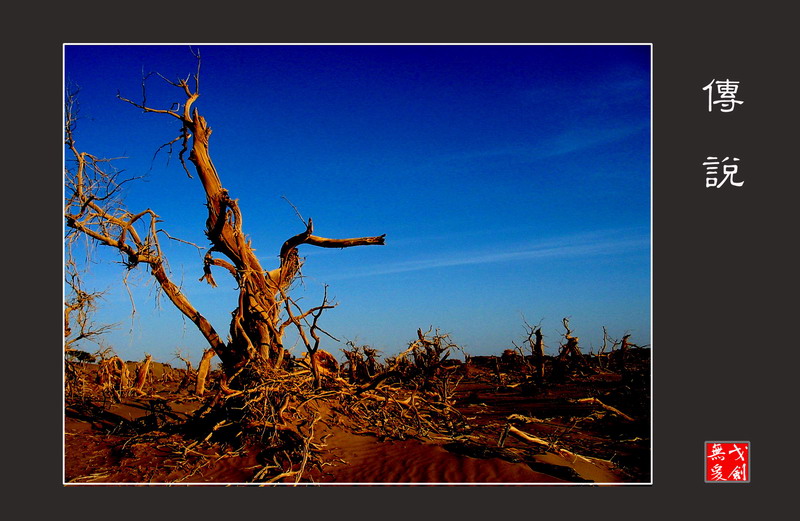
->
xmin=519 ymin=64 xmax=650 ymax=109
xmin=323 ymin=229 xmax=649 ymax=280
xmin=534 ymin=122 xmax=649 ymax=161
xmin=422 ymin=119 xmax=648 ymax=173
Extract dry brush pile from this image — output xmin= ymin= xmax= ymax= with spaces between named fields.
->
xmin=65 ymin=328 xmax=476 ymax=483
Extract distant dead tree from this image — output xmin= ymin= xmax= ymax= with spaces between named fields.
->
xmin=363 ymin=346 xmax=382 ymax=378
xmin=404 ymin=328 xmax=463 ymax=396
xmin=174 ymin=350 xmax=195 ymax=392
xmin=559 ymin=317 xmax=583 ymax=360
xmin=598 ymin=326 xmax=612 ymax=370
xmin=612 ymin=331 xmax=648 ymax=374
xmin=341 ymin=342 xmax=366 ymax=383
xmin=552 ymin=317 xmax=588 ymax=379
xmin=513 ymin=317 xmax=546 ymax=383
xmin=64 ymin=51 xmax=385 ymax=387
xmin=132 ymin=354 xmax=153 ymax=395
xmin=559 ymin=318 xmax=581 ymax=358
xmin=341 ymin=341 xmax=377 ymax=384
xmin=95 ymin=349 xmax=130 ymax=402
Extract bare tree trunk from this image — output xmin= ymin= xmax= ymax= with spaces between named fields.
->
xmin=618 ymin=334 xmax=631 ymax=373
xmin=175 ymin=352 xmax=194 ymax=392
xmin=133 ymin=354 xmax=152 ymax=395
xmin=517 ymin=319 xmax=545 ymax=384
xmin=309 ymin=350 xmax=321 ymax=389
xmin=133 ymin=92 xmax=383 ymax=377
xmin=196 ymin=348 xmax=215 ymax=396
xmin=533 ymin=327 xmax=545 ymax=383
xmin=115 ymin=357 xmax=130 ymax=391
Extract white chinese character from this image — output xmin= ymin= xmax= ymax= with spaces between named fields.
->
xmin=710 ymin=463 xmax=726 ymax=480
xmin=705 ymin=157 xmax=742 ymax=188
xmin=703 ymin=79 xmax=744 ymax=112
xmin=728 ymin=444 xmax=747 ymax=461
xmin=708 ymin=443 xmax=726 ymax=460
xmin=728 ymin=464 xmax=747 ymax=481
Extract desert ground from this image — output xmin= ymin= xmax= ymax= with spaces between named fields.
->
xmin=64 ymin=346 xmax=650 ymax=485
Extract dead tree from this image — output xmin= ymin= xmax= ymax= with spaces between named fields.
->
xmin=614 ymin=332 xmax=649 ymax=374
xmin=552 ymin=317 xmax=587 ymax=380
xmin=411 ymin=328 xmax=448 ymax=379
xmin=363 ymin=347 xmax=382 ymax=378
xmin=405 ymin=328 xmax=462 ymax=396
xmin=357 ymin=328 xmax=460 ymax=393
xmin=132 ymin=354 xmax=153 ymax=395
xmin=174 ymin=351 xmax=195 ymax=392
xmin=532 ymin=326 xmax=545 ymax=381
xmin=341 ymin=341 xmax=376 ymax=384
xmin=618 ymin=333 xmax=631 ymax=372
xmin=341 ymin=342 xmax=366 ymax=383
xmin=598 ymin=326 xmax=612 ymax=370
xmin=64 ymin=54 xmax=385 ymax=385
xmin=560 ymin=318 xmax=581 ymax=359
xmin=513 ymin=317 xmax=546 ymax=383
xmin=96 ymin=351 xmax=130 ymax=402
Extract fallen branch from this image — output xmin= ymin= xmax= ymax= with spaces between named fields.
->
xmin=505 ymin=425 xmax=593 ymax=465
xmin=576 ymin=397 xmax=635 ymax=422
xmin=506 ymin=424 xmax=550 ymax=447
xmin=360 ymin=391 xmax=414 ymax=407
xmin=294 ymin=413 xmax=321 ymax=484
xmin=356 ymin=370 xmax=404 ymax=394
xmin=506 ymin=413 xmax=546 ymax=424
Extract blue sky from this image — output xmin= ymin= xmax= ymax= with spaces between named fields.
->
xmin=64 ymin=44 xmax=651 ymax=366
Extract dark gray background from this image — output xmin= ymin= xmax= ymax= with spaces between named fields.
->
xmin=15 ymin=0 xmax=795 ymax=516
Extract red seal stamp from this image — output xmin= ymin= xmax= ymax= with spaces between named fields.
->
xmin=705 ymin=441 xmax=750 ymax=483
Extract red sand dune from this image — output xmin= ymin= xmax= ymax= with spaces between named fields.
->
xmin=319 ymin=430 xmax=568 ymax=483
